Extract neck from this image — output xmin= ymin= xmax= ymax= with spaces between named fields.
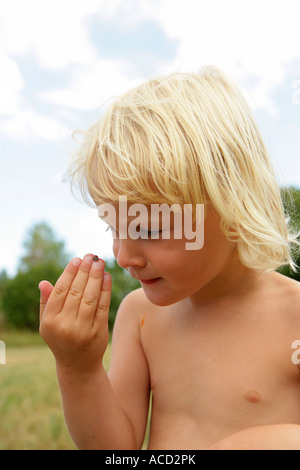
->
xmin=187 ymin=250 xmax=264 ymax=309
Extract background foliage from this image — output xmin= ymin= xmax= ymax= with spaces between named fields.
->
xmin=278 ymin=187 xmax=300 ymax=281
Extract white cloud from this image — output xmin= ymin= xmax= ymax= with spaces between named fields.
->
xmin=0 ymin=52 xmax=24 ymax=115
xmin=1 ymin=0 xmax=300 ymax=136
xmin=152 ymin=0 xmax=300 ymax=116
xmin=0 ymin=51 xmax=66 ymax=141
xmin=0 ymin=107 xmax=68 ymax=141
xmin=0 ymin=0 xmax=159 ymax=72
xmin=41 ymin=59 xmax=145 ymax=111
xmin=0 ymin=0 xmax=99 ymax=70
xmin=0 ymin=0 xmax=147 ymax=138
xmin=85 ymin=0 xmax=162 ymax=29
xmin=34 ymin=0 xmax=300 ymax=117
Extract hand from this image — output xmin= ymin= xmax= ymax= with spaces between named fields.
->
xmin=39 ymin=254 xmax=111 ymax=374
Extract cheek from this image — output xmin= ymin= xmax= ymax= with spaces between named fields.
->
xmin=174 ymin=237 xmax=234 ymax=285
xmin=112 ymin=239 xmax=119 ymax=258
xmin=159 ymin=250 xmax=202 ymax=284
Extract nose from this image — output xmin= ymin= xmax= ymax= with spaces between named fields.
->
xmin=113 ymin=238 xmax=147 ymax=270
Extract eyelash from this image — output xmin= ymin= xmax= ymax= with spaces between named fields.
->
xmin=105 ymin=225 xmax=164 ymax=238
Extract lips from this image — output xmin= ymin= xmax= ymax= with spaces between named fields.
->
xmin=138 ymin=277 xmax=161 ymax=285
xmin=127 ymin=269 xmax=161 ymax=285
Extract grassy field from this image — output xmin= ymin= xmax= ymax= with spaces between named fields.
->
xmin=0 ymin=330 xmax=112 ymax=450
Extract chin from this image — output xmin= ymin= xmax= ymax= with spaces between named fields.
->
xmin=142 ymin=289 xmax=183 ymax=307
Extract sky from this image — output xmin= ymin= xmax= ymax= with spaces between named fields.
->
xmin=0 ymin=0 xmax=300 ymax=277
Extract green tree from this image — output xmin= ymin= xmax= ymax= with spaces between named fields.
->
xmin=19 ymin=222 xmax=69 ymax=271
xmin=2 ymin=263 xmax=63 ymax=330
xmin=2 ymin=222 xmax=70 ymax=330
xmin=281 ymin=187 xmax=300 ymax=230
xmin=278 ymin=187 xmax=300 ymax=281
xmin=0 ymin=269 xmax=8 ymax=299
xmin=0 ymin=269 xmax=9 ymax=325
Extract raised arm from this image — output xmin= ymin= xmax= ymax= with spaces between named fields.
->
xmin=39 ymin=254 xmax=149 ymax=449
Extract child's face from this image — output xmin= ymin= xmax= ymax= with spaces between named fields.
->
xmin=109 ymin=203 xmax=239 ymax=306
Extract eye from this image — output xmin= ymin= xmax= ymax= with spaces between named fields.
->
xmin=149 ymin=229 xmax=163 ymax=239
xmin=138 ymin=227 xmax=164 ymax=239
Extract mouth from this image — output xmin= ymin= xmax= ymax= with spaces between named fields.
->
xmin=138 ymin=277 xmax=161 ymax=285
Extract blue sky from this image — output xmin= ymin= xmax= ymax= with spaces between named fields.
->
xmin=0 ymin=0 xmax=300 ymax=276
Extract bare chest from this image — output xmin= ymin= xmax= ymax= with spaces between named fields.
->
xmin=142 ymin=311 xmax=300 ymax=426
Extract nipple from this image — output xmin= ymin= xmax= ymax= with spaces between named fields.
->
xmin=244 ymin=390 xmax=262 ymax=404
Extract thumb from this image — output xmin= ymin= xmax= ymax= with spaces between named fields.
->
xmin=38 ymin=280 xmax=54 ymax=321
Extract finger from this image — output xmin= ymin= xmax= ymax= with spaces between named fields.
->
xmin=77 ymin=257 xmax=105 ymax=321
xmin=61 ymin=253 xmax=96 ymax=315
xmin=94 ymin=272 xmax=111 ymax=327
xmin=39 ymin=280 xmax=54 ymax=321
xmin=45 ymin=257 xmax=82 ymax=314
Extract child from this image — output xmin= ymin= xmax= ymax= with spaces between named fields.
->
xmin=39 ymin=66 xmax=300 ymax=450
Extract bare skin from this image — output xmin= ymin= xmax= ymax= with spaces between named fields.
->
xmin=39 ymin=208 xmax=300 ymax=450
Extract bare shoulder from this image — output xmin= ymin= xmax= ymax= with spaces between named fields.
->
xmin=118 ymin=287 xmax=156 ymax=314
xmin=114 ymin=287 xmax=157 ymax=328
xmin=272 ymin=271 xmax=300 ymax=296
xmin=270 ymin=271 xmax=300 ymax=317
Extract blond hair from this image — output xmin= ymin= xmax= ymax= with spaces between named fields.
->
xmin=70 ymin=66 xmax=299 ymax=272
